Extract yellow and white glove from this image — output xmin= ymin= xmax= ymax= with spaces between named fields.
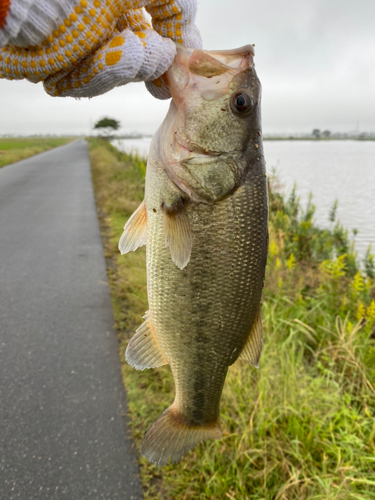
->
xmin=0 ymin=0 xmax=201 ymax=98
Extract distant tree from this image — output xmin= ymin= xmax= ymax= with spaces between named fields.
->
xmin=94 ymin=117 xmax=120 ymax=139
xmin=322 ymin=130 xmax=331 ymax=138
xmin=312 ymin=129 xmax=321 ymax=138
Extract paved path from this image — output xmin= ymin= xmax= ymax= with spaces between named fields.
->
xmin=0 ymin=141 xmax=143 ymax=499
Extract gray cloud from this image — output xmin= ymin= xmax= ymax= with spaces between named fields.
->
xmin=1 ymin=0 xmax=374 ymax=135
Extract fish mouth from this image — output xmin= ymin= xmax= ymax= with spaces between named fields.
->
xmin=172 ymin=44 xmax=255 ymax=78
xmin=167 ymin=44 xmax=255 ymax=100
xmin=187 ymin=45 xmax=254 ymax=77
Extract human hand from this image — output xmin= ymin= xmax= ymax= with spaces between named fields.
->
xmin=0 ymin=0 xmax=201 ymax=98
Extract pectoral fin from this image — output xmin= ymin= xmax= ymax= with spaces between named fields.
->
xmin=162 ymin=200 xmax=192 ymax=270
xmin=238 ymin=308 xmax=263 ymax=368
xmin=125 ymin=311 xmax=168 ymax=370
xmin=119 ymin=200 xmax=147 ymax=254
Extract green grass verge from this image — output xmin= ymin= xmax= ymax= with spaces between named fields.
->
xmin=0 ymin=137 xmax=73 ymax=168
xmin=88 ymin=137 xmax=375 ymax=500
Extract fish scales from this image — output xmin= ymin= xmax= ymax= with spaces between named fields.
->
xmin=119 ymin=43 xmax=268 ymax=465
xmin=146 ymin=167 xmax=267 ymax=423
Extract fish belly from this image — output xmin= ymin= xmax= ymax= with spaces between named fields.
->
xmin=146 ymin=168 xmax=268 ymax=426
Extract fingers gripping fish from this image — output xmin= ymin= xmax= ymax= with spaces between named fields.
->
xmin=119 ymin=44 xmax=269 ymax=466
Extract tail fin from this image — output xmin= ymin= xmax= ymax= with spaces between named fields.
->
xmin=140 ymin=403 xmax=222 ymax=466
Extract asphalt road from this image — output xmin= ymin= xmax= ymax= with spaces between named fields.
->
xmin=0 ymin=141 xmax=143 ymax=499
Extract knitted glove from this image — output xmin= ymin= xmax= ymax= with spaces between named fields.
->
xmin=0 ymin=0 xmax=201 ymax=98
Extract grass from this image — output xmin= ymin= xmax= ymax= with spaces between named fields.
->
xmin=88 ymin=137 xmax=375 ymax=500
xmin=0 ymin=137 xmax=73 ymax=168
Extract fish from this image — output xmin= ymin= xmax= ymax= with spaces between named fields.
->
xmin=119 ymin=43 xmax=268 ymax=466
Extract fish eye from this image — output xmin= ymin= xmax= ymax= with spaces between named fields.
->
xmin=230 ymin=91 xmax=253 ymax=116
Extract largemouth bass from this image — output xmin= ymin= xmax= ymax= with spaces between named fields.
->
xmin=119 ymin=44 xmax=268 ymax=466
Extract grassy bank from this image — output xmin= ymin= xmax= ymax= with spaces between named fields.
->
xmin=0 ymin=137 xmax=73 ymax=168
xmin=88 ymin=137 xmax=375 ymax=500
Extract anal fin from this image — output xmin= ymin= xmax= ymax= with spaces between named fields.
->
xmin=162 ymin=199 xmax=192 ymax=270
xmin=125 ymin=311 xmax=168 ymax=370
xmin=238 ymin=308 xmax=263 ymax=368
xmin=119 ymin=200 xmax=147 ymax=255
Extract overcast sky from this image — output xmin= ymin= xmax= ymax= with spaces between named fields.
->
xmin=1 ymin=0 xmax=374 ymax=136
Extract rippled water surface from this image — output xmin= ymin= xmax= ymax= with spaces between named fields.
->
xmin=113 ymin=138 xmax=375 ymax=259
xmin=264 ymin=140 xmax=375 ymax=260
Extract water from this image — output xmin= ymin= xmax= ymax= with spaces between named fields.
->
xmin=111 ymin=137 xmax=152 ymax=158
xmin=113 ymin=137 xmax=375 ymax=260
xmin=264 ymin=140 xmax=375 ymax=260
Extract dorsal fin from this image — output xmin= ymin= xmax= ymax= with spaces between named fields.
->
xmin=238 ymin=308 xmax=263 ymax=368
